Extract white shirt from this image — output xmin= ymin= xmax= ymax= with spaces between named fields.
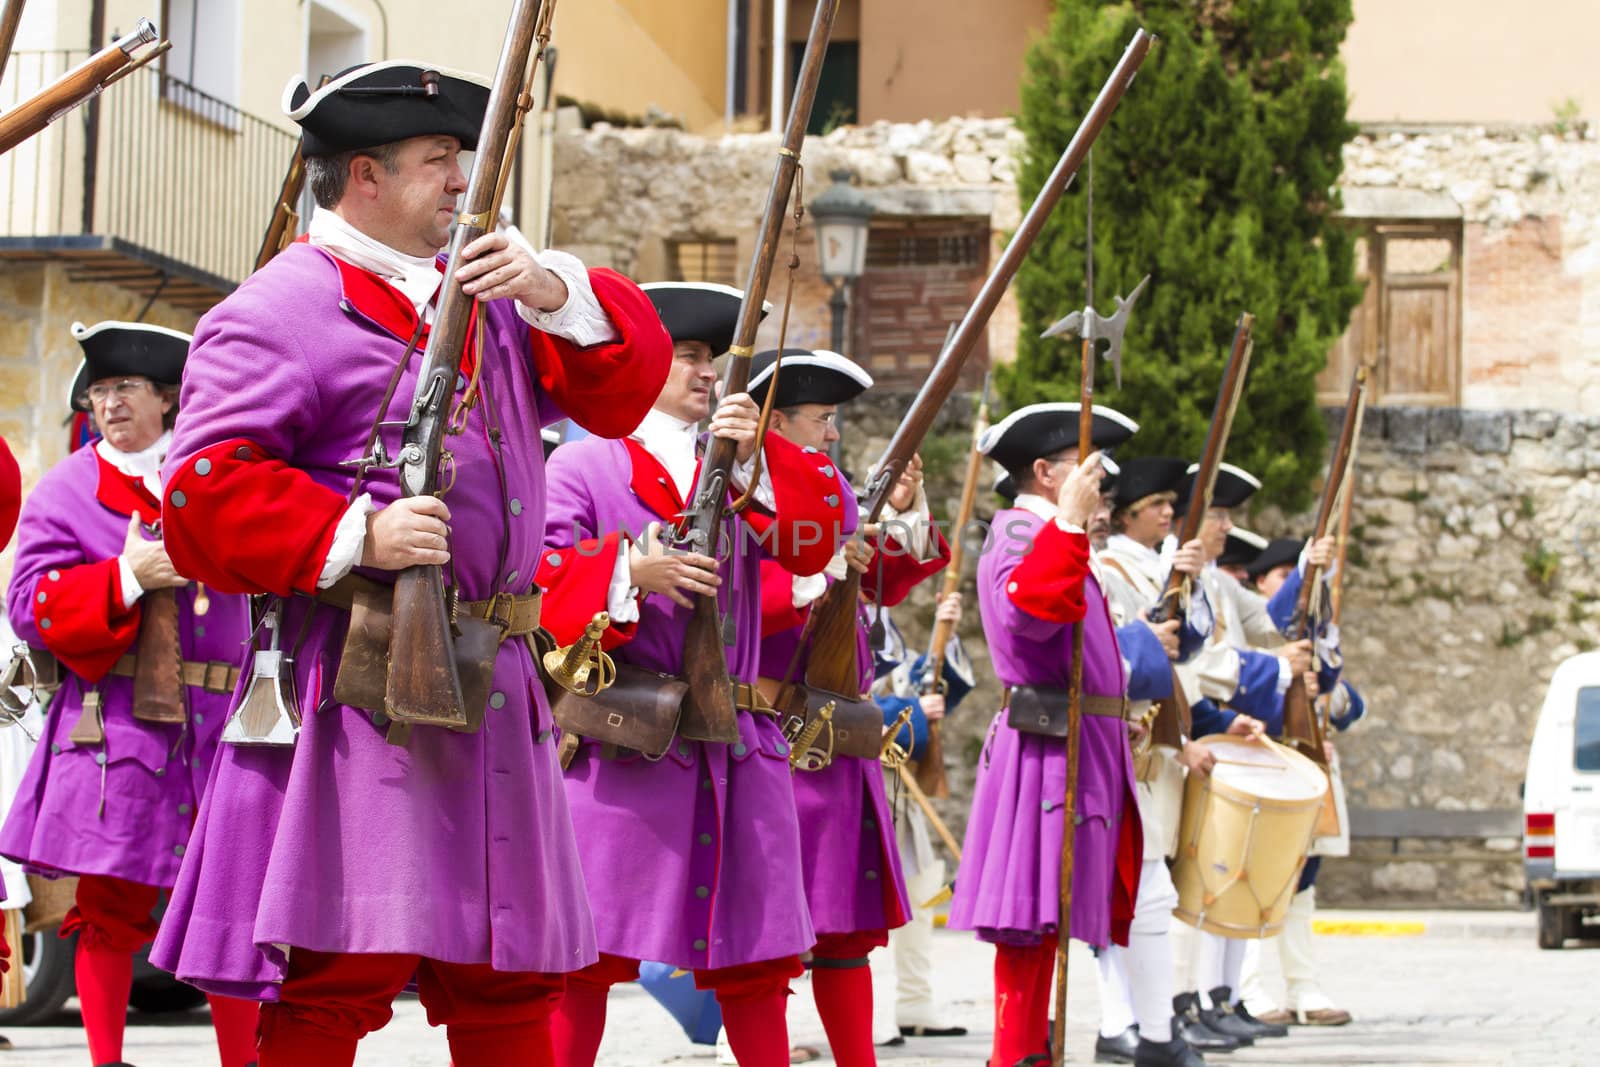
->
xmin=101 ymin=431 xmax=171 ymax=609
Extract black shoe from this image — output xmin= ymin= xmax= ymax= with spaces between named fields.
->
xmin=1095 ymin=1025 xmax=1141 ymax=1063
xmin=1231 ymin=1000 xmax=1290 ymax=1038
xmin=1135 ymin=1036 xmax=1206 ymax=1067
xmin=879 ymin=1034 xmax=906 ymax=1047
xmin=1207 ymin=986 xmax=1287 ymax=1039
xmin=1173 ymin=993 xmax=1247 ymax=1050
xmin=901 ymin=1023 xmax=970 ymax=1037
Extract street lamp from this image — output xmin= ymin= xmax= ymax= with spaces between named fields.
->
xmin=810 ymin=168 xmax=875 ymax=354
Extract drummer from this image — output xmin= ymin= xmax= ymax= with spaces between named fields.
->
xmin=1235 ymin=537 xmax=1362 ymax=1028
xmin=1092 ymin=458 xmax=1237 ymax=1065
xmin=1170 ymin=464 xmax=1309 ymax=1047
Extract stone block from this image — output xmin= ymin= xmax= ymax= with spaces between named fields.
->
xmin=952 ymin=152 xmax=992 ymax=184
xmin=1371 ymin=860 xmax=1440 ymax=894
xmin=1375 ymin=468 xmax=1418 ymax=495
xmin=1427 ymin=407 xmax=1461 ymax=445
xmin=1386 ymin=406 xmax=1429 ymax=453
xmin=1512 ymin=410 xmax=1558 ymax=439
xmin=1460 ymin=410 xmax=1512 ymax=453
xmin=902 ymin=150 xmax=955 ymax=183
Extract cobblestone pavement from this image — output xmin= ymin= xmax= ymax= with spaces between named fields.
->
xmin=8 ymin=911 xmax=1593 ymax=1066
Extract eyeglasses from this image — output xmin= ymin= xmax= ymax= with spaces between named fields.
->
xmin=82 ymin=377 xmax=153 ymax=406
xmin=787 ymin=410 xmax=837 ymax=428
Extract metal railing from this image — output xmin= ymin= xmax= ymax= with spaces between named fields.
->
xmin=0 ymin=49 xmax=297 ymax=285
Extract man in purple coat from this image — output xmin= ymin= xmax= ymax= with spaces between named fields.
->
xmin=2 ymin=321 xmax=259 ymax=1067
xmin=149 ymin=62 xmax=670 ymax=1067
xmin=948 ymin=402 xmax=1144 ymax=1067
xmin=749 ymin=347 xmax=949 ymax=1067
xmin=537 ymin=284 xmax=850 ymax=1067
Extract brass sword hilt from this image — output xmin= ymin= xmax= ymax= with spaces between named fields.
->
xmin=879 ymin=704 xmax=916 ymax=769
xmin=787 ymin=699 xmax=835 ymax=772
xmin=542 ymin=612 xmax=616 ymax=697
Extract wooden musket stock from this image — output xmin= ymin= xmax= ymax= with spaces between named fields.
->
xmin=806 ymin=30 xmax=1155 ymax=714
xmin=1281 ymin=366 xmax=1367 ymax=766
xmin=0 ymin=19 xmax=159 ymax=156
xmin=1149 ymin=312 xmax=1255 ymax=624
xmin=386 ymin=0 xmax=556 ymax=729
xmin=913 ymin=377 xmax=992 ymax=798
xmin=0 ymin=1 xmax=27 ymax=88
xmin=674 ymin=0 xmax=841 ymax=743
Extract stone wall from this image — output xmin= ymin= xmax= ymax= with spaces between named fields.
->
xmin=837 ymin=395 xmax=1586 ymax=909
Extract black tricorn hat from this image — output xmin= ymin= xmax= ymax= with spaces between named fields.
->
xmin=1176 ymin=461 xmax=1262 ymax=515
xmin=1246 ymin=536 xmax=1304 ymax=580
xmin=1111 ymin=456 xmax=1188 ymax=511
xmin=641 ymin=282 xmax=767 ymax=357
xmin=748 ymin=348 xmax=873 ymax=408
xmin=69 ymin=320 xmax=192 ymax=412
xmin=1219 ymin=527 xmax=1269 ymax=569
xmin=994 ymin=470 xmax=1017 ymax=502
xmin=283 ymin=61 xmax=492 ymax=157
xmin=993 ymin=445 xmax=1119 ymax=504
xmin=978 ymin=402 xmax=1138 ymax=473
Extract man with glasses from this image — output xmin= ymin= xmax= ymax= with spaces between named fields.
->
xmin=1 ymin=321 xmax=260 ymax=1067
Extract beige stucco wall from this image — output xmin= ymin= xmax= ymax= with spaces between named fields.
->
xmin=1346 ymin=0 xmax=1600 ymax=125
xmin=855 ymin=0 xmax=1051 ymax=124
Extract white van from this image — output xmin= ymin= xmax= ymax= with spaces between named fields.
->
xmin=1523 ymin=651 xmax=1600 ymax=949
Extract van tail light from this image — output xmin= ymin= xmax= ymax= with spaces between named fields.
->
xmin=1526 ymin=812 xmax=1556 ymax=860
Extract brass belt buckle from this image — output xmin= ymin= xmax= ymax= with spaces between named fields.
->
xmin=483 ymin=592 xmax=514 ymax=634
xmin=203 ymin=661 xmax=233 ymax=693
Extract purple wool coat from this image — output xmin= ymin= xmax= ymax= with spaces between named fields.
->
xmin=947 ymin=508 xmax=1141 ymax=949
xmin=539 ymin=431 xmax=851 ymax=971
xmin=147 ymin=244 xmax=669 ymax=999
xmin=1 ymin=445 xmax=249 ymax=889
xmin=757 ymin=562 xmax=912 ymax=941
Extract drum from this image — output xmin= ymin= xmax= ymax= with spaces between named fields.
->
xmin=1172 ymin=735 xmax=1327 ymax=939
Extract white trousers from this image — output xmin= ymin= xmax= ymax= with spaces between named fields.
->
xmin=1095 ymin=857 xmax=1179 ymax=1043
xmin=870 ymin=781 xmax=946 ymax=1040
xmin=1240 ymin=887 xmax=1333 ymax=1013
xmin=1187 ymin=930 xmax=1246 ymax=1006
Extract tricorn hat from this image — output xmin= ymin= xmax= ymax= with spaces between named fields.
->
xmin=978 ymin=402 xmax=1138 ymax=473
xmin=283 ymin=61 xmax=492 ymax=157
xmin=1218 ymin=527 xmax=1269 ymax=569
xmin=1245 ymin=536 xmax=1304 ymax=580
xmin=748 ymin=348 xmax=873 ymax=408
xmin=69 ymin=320 xmax=192 ymax=413
xmin=1111 ymin=456 xmax=1188 ymax=512
xmin=1176 ymin=461 xmax=1262 ymax=515
xmin=642 ymin=282 xmax=767 ymax=357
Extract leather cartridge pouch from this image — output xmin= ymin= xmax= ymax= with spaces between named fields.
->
xmin=1006 ymin=685 xmax=1128 ymax=738
xmin=776 ymin=683 xmax=883 ymax=760
xmin=547 ymin=661 xmax=687 ymax=760
xmin=330 ymin=581 xmax=500 ymax=734
xmin=68 ymin=689 xmax=105 ymax=745
xmin=131 ymin=587 xmax=186 ymax=723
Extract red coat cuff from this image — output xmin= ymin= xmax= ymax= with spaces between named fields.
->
xmin=162 ymin=439 xmax=347 ymax=597
xmin=744 ymin=435 xmax=849 ymax=577
xmin=867 ymin=525 xmax=951 ymax=608
xmin=536 ymin=532 xmax=638 ymax=649
xmin=531 ymin=268 xmax=672 ymax=439
xmin=31 ymin=558 xmax=140 ymax=681
xmin=1006 ymin=521 xmax=1090 ymax=624
xmin=759 ymin=559 xmax=808 ymax=637
xmin=0 ymin=436 xmax=19 ymax=550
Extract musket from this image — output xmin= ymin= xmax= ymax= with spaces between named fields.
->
xmin=254 ymin=140 xmax=307 ymax=272
xmin=912 ymin=371 xmax=992 ymax=799
xmin=804 ymin=32 xmax=1154 ymax=709
xmin=0 ymin=19 xmax=165 ymax=156
xmin=1281 ymin=366 xmax=1367 ymax=767
xmin=385 ymin=0 xmax=557 ymax=728
xmin=0 ymin=1 xmax=27 ymax=88
xmin=1149 ymin=313 xmax=1255 ymax=624
xmin=673 ymin=0 xmax=842 ymax=744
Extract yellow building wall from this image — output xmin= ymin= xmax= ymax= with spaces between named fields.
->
xmin=1345 ymin=0 xmax=1600 ymax=124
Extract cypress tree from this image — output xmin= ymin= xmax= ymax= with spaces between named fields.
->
xmin=1003 ymin=0 xmax=1363 ymax=509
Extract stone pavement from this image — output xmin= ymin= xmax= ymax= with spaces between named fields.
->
xmin=7 ymin=911 xmax=1593 ymax=1066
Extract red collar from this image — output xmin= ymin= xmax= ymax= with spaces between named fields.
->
xmin=92 ymin=448 xmax=161 ymax=520
xmin=623 ymin=438 xmax=690 ymax=524
xmin=328 ymin=253 xmax=481 ymax=375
